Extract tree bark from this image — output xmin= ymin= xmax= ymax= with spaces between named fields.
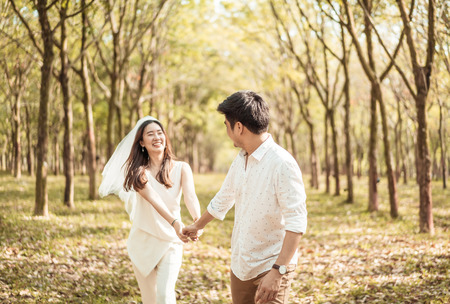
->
xmin=376 ymin=83 xmax=399 ymax=218
xmin=292 ymin=82 xmax=319 ymax=189
xmin=53 ymin=130 xmax=60 ymax=176
xmin=342 ymin=22 xmax=353 ymax=203
xmin=59 ymin=2 xmax=75 ymax=208
xmin=34 ymin=0 xmax=54 ymax=217
xmin=107 ymin=55 xmax=118 ymax=158
xmin=416 ymin=88 xmax=434 ymax=233
xmin=396 ymin=0 xmax=435 ymax=233
xmin=12 ymin=70 xmax=22 ymax=179
xmin=368 ymin=84 xmax=378 ymax=212
xmin=329 ymin=109 xmax=340 ymax=196
xmin=343 ymin=0 xmax=400 ymax=214
xmin=308 ymin=121 xmax=319 ymax=189
xmin=324 ymin=112 xmax=330 ymax=194
xmin=24 ymin=101 xmax=34 ymax=176
xmin=438 ymin=98 xmax=447 ymax=189
xmin=80 ymin=0 xmax=97 ymax=199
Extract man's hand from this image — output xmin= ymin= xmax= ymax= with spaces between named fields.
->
xmin=254 ymin=269 xmax=283 ymax=303
xmin=173 ymin=220 xmax=189 ymax=243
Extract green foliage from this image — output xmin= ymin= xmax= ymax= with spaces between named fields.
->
xmin=1 ymin=173 xmax=449 ymax=303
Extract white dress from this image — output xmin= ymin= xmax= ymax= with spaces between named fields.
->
xmin=127 ymin=161 xmax=184 ymax=277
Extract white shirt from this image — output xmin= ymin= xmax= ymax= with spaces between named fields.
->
xmin=207 ymin=135 xmax=307 ymax=280
xmin=126 ymin=161 xmax=184 ymax=277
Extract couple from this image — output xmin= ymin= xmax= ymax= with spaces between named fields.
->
xmin=99 ymin=91 xmax=307 ymax=304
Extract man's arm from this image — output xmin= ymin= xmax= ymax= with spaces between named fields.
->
xmin=184 ymin=157 xmax=239 ymax=237
xmin=254 ymin=231 xmax=303 ymax=304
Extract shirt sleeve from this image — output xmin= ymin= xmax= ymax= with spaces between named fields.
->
xmin=207 ymin=157 xmax=238 ymax=221
xmin=275 ymin=158 xmax=307 ymax=233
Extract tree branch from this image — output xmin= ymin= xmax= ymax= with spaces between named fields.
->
xmin=293 ymin=0 xmax=341 ymax=60
xmin=357 ymin=0 xmax=416 ymax=97
xmin=45 ymin=0 xmax=59 ymax=10
xmin=88 ymin=17 xmax=111 ymax=76
xmin=396 ymin=0 xmax=419 ymax=68
xmin=0 ymin=29 xmax=41 ymax=63
xmin=341 ymin=0 xmax=376 ymax=81
xmin=123 ymin=0 xmax=168 ymax=66
xmin=269 ymin=0 xmax=325 ymax=103
xmin=87 ymin=53 xmax=111 ymax=98
xmin=9 ymin=0 xmax=43 ymax=56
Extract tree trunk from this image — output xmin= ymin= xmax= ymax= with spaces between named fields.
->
xmin=12 ymin=85 xmax=21 ymax=179
xmin=324 ymin=112 xmax=330 ymax=194
xmin=376 ymin=84 xmax=399 ymax=218
xmin=308 ymin=122 xmax=319 ymax=189
xmin=106 ymin=30 xmax=120 ymax=159
xmin=83 ymin=61 xmax=97 ymax=201
xmin=60 ymin=5 xmax=75 ymax=208
xmin=438 ymin=98 xmax=447 ymax=189
xmin=24 ymin=102 xmax=34 ymax=176
xmin=395 ymin=0 xmax=435 ymax=233
xmin=80 ymin=0 xmax=97 ymax=199
xmin=329 ymin=109 xmax=340 ymax=196
xmin=394 ymin=96 xmax=402 ymax=181
xmin=416 ymin=75 xmax=434 ymax=234
xmin=356 ymin=142 xmax=363 ymax=179
xmin=53 ymin=132 xmax=60 ymax=175
xmin=34 ymin=0 xmax=54 ymax=217
xmin=1 ymin=140 xmax=6 ymax=171
xmin=368 ymin=84 xmax=378 ymax=212
xmin=107 ymin=72 xmax=117 ymax=159
xmin=116 ymin=77 xmax=125 ymax=139
xmin=342 ymin=42 xmax=353 ymax=203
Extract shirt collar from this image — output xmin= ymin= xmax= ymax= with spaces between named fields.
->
xmin=239 ymin=134 xmax=274 ymax=161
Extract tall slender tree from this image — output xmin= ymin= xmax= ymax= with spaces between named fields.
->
xmin=394 ymin=0 xmax=437 ymax=233
xmin=10 ymin=0 xmax=56 ymax=216
xmin=340 ymin=0 xmax=405 ymax=217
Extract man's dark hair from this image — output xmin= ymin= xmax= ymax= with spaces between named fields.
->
xmin=217 ymin=90 xmax=270 ymax=134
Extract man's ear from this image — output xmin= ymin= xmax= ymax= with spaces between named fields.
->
xmin=235 ymin=122 xmax=244 ymax=135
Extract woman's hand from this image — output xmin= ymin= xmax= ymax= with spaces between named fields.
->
xmin=172 ymin=220 xmax=189 ymax=243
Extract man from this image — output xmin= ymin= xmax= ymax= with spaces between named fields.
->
xmin=183 ymin=90 xmax=307 ymax=304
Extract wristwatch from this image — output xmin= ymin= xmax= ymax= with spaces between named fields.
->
xmin=272 ymin=264 xmax=287 ymax=275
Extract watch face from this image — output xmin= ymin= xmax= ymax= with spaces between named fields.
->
xmin=279 ymin=265 xmax=287 ymax=275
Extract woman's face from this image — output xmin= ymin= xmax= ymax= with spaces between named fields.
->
xmin=140 ymin=122 xmax=166 ymax=155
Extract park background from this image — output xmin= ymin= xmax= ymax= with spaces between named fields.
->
xmin=0 ymin=0 xmax=448 ymax=303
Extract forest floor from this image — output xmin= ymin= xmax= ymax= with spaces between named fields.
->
xmin=0 ymin=172 xmax=449 ymax=303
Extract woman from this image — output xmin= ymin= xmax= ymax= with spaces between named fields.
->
xmin=99 ymin=116 xmax=201 ymax=304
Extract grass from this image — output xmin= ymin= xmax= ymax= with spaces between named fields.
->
xmin=0 ymin=172 xmax=449 ymax=303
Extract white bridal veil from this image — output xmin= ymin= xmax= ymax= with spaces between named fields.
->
xmin=99 ymin=116 xmax=159 ymax=221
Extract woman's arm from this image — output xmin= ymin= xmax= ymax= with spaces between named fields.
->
xmin=180 ymin=162 xmax=201 ymax=221
xmin=136 ymin=183 xmax=188 ymax=243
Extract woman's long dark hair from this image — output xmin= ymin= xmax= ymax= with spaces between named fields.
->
xmin=123 ymin=120 xmax=175 ymax=191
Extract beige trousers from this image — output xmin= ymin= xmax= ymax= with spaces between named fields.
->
xmin=230 ymin=265 xmax=296 ymax=304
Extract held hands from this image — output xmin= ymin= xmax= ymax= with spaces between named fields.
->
xmin=254 ymin=269 xmax=283 ymax=304
xmin=172 ymin=220 xmax=203 ymax=243
xmin=182 ymin=223 xmax=203 ymax=242
xmin=172 ymin=220 xmax=189 ymax=243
